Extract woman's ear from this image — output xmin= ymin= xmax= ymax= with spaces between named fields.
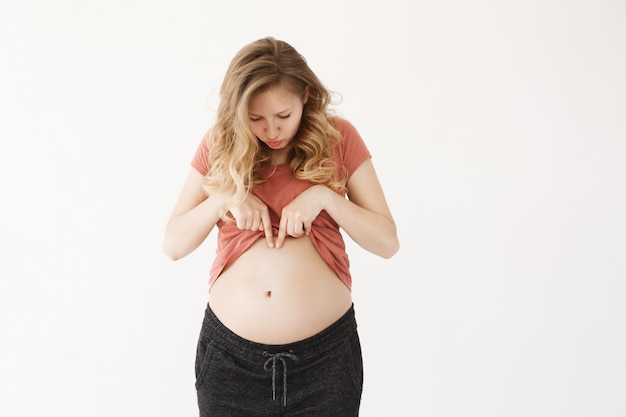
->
xmin=303 ymin=85 xmax=310 ymax=104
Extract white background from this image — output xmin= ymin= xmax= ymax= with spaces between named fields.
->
xmin=1 ymin=0 xmax=625 ymax=416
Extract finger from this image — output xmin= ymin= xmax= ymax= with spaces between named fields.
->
xmin=260 ymin=212 xmax=274 ymax=248
xmin=293 ymin=221 xmax=305 ymax=237
xmin=275 ymin=216 xmax=288 ymax=248
xmin=293 ymin=214 xmax=309 ymax=237
xmin=303 ymin=221 xmax=312 ymax=236
xmin=250 ymin=215 xmax=261 ymax=232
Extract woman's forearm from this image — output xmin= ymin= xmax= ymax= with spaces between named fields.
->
xmin=163 ymin=196 xmax=224 ymax=260
xmin=322 ymin=189 xmax=399 ymax=259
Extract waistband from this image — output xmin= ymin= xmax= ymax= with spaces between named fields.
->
xmin=201 ymin=303 xmax=358 ymax=365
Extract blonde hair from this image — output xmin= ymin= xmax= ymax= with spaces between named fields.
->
xmin=203 ymin=37 xmax=345 ymax=219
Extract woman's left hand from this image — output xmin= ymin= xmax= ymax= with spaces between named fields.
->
xmin=275 ymin=185 xmax=329 ymax=248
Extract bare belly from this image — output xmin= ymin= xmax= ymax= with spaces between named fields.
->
xmin=208 ymin=236 xmax=352 ymax=344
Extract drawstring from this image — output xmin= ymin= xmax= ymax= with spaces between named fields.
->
xmin=263 ymin=350 xmax=298 ymax=406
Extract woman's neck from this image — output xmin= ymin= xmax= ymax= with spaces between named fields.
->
xmin=270 ymin=148 xmax=290 ymax=166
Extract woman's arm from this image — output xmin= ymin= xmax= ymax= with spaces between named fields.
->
xmin=163 ymin=167 xmax=276 ymax=260
xmin=324 ymin=158 xmax=399 ymax=258
xmin=163 ymin=168 xmax=225 ymax=260
xmin=276 ymin=159 xmax=399 ymax=258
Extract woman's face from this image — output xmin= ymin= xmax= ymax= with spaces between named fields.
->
xmin=248 ymin=83 xmax=308 ymax=160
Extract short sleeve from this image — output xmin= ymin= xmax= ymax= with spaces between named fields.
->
xmin=190 ymin=130 xmax=211 ymax=176
xmin=334 ymin=118 xmax=372 ymax=177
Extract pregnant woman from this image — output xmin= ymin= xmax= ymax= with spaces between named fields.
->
xmin=163 ymin=37 xmax=399 ymax=416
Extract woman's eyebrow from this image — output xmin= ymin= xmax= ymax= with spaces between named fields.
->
xmin=249 ymin=108 xmax=293 ymax=117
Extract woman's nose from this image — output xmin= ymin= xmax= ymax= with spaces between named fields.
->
xmin=266 ymin=121 xmax=279 ymax=137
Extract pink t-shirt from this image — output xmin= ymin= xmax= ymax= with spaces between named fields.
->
xmin=190 ymin=117 xmax=371 ymax=291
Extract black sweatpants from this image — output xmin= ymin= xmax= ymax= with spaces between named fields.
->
xmin=195 ymin=304 xmax=364 ymax=416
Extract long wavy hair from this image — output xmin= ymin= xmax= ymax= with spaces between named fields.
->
xmin=202 ymin=37 xmax=345 ymax=219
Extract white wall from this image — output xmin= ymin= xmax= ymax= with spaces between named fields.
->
xmin=1 ymin=0 xmax=625 ymax=416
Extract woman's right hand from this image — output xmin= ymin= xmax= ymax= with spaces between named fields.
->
xmin=229 ymin=194 xmax=275 ymax=248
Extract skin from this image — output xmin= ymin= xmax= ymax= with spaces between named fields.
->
xmin=248 ymin=84 xmax=308 ymax=165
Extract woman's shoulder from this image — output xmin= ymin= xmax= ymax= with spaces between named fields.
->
xmin=190 ymin=128 xmax=214 ymax=176
xmin=328 ymin=116 xmax=371 ymax=173
xmin=330 ymin=115 xmax=356 ymax=132
xmin=329 ymin=116 xmax=365 ymax=146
